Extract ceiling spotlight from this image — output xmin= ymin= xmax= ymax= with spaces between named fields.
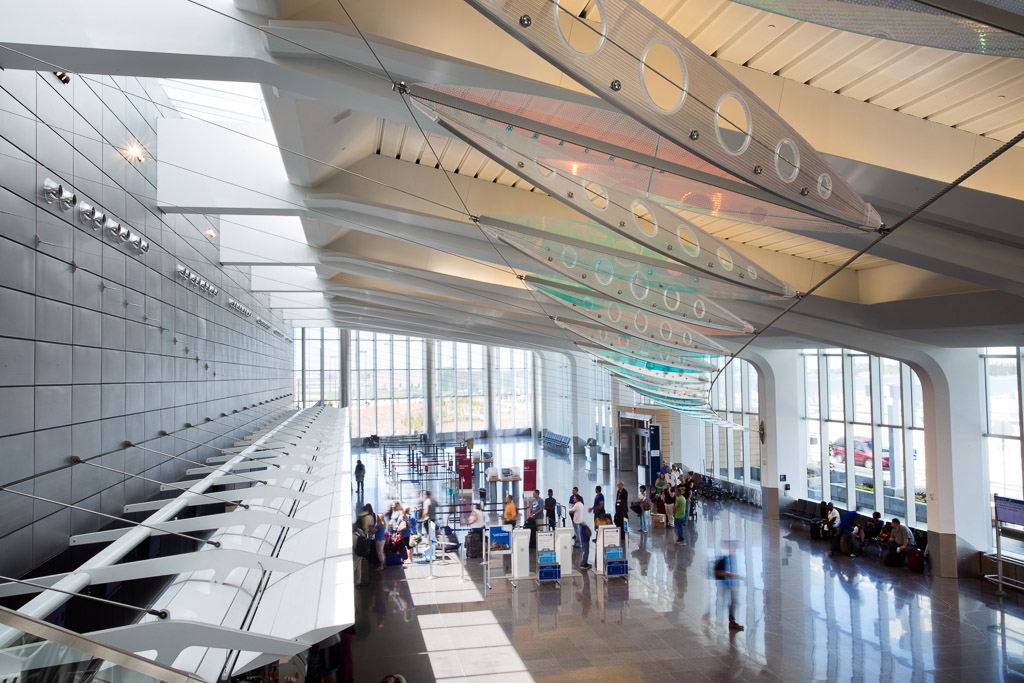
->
xmin=104 ymin=218 xmax=121 ymax=239
xmin=138 ymin=239 xmax=150 ymax=254
xmin=126 ymin=143 xmax=146 ymax=163
xmin=116 ymin=225 xmax=131 ymax=242
xmin=43 ymin=178 xmax=62 ymax=204
xmin=205 ymin=228 xmax=217 ymax=239
xmin=128 ymin=233 xmax=142 ymax=252
xmin=53 ymin=71 xmax=70 ymax=85
xmin=92 ymin=210 xmax=106 ymax=229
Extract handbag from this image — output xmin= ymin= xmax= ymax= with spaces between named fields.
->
xmin=630 ymin=501 xmax=642 ymax=516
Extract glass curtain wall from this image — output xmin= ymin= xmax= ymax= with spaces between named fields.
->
xmin=700 ymin=358 xmax=761 ymax=485
xmin=349 ymin=331 xmax=426 ymax=437
xmin=494 ymin=347 xmax=534 ymax=433
xmin=293 ymin=328 xmax=343 ymax=409
xmin=983 ymin=348 xmax=1023 ymax=507
xmin=434 ymin=341 xmax=489 ymax=437
xmin=803 ymin=349 xmax=927 ymax=526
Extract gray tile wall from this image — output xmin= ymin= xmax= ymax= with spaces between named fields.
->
xmin=0 ymin=70 xmax=293 ymax=577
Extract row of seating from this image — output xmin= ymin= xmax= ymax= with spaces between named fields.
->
xmin=542 ymin=431 xmax=571 ymax=453
xmin=785 ymin=498 xmax=928 ymax=559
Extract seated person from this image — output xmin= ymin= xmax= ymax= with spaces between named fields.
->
xmin=860 ymin=511 xmax=884 ymax=543
xmin=821 ymin=502 xmax=839 ymax=537
xmin=887 ymin=518 xmax=916 ymax=565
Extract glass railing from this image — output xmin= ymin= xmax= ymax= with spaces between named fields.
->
xmin=0 ymin=605 xmax=204 ymax=683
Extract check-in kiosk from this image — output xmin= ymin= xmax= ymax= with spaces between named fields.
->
xmin=536 ymin=531 xmax=560 ymax=583
xmin=596 ymin=525 xmax=627 ymax=578
xmin=511 ymin=528 xmax=531 ymax=579
xmin=554 ymin=527 xmax=573 ymax=577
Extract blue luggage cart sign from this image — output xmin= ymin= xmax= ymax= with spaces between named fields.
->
xmin=538 ymin=565 xmax=561 ymax=581
xmin=606 ymin=560 xmax=628 ymax=576
xmin=605 ymin=546 xmax=624 ymax=560
xmin=538 ymin=550 xmax=557 ymax=564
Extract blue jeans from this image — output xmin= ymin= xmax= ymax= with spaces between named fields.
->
xmin=573 ymin=522 xmax=581 ymax=547
xmin=580 ymin=540 xmax=590 ymax=566
xmin=639 ymin=510 xmax=648 ymax=532
xmin=674 ymin=517 xmax=686 ymax=543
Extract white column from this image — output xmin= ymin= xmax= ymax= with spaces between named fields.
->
xmin=744 ymin=349 xmax=805 ymax=520
xmin=910 ymin=348 xmax=987 ymax=577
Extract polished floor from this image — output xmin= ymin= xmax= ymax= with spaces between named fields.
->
xmin=350 ymin=439 xmax=1024 ymax=682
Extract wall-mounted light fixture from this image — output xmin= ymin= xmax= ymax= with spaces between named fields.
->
xmin=53 ymin=71 xmax=70 ymax=85
xmin=43 ymin=178 xmax=76 ymax=210
xmin=176 ymin=264 xmax=218 ymax=297
xmin=205 ymin=228 xmax=217 ymax=239
xmin=254 ymin=316 xmax=271 ymax=330
xmin=227 ymin=298 xmax=253 ymax=317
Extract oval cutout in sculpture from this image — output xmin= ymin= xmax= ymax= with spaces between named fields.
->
xmin=641 ymin=39 xmax=687 ymax=114
xmin=775 ymin=138 xmax=800 ymax=184
xmin=632 ymin=200 xmax=658 ymax=238
xmin=554 ymin=0 xmax=606 ymax=57
xmin=715 ymin=92 xmax=752 ymax=156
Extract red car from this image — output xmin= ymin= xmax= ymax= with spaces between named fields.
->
xmin=831 ymin=437 xmax=890 ymax=469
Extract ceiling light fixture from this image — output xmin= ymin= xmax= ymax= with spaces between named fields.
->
xmin=43 ymin=178 xmax=77 ymax=209
xmin=205 ymin=228 xmax=217 ymax=239
xmin=53 ymin=71 xmax=70 ymax=85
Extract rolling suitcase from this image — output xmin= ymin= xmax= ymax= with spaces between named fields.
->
xmin=810 ymin=523 xmax=822 ymax=540
xmin=906 ymin=548 xmax=925 ymax=572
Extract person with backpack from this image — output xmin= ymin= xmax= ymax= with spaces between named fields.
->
xmin=578 ymin=521 xmax=593 ymax=569
xmin=714 ymin=541 xmax=743 ymax=631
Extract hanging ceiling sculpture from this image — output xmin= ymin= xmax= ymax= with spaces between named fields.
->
xmin=459 ymin=0 xmax=883 ymax=230
xmin=413 ymin=84 xmax=865 ymax=235
xmin=410 ymin=0 xmax=878 ymax=419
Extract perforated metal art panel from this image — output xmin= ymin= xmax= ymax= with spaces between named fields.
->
xmin=554 ymin=316 xmax=724 ymax=365
xmin=483 ymin=221 xmax=754 ymax=333
xmin=419 ymin=102 xmax=795 ymax=299
xmin=462 ymin=0 xmax=881 ymax=229
xmin=416 ymin=84 xmax=859 ymax=235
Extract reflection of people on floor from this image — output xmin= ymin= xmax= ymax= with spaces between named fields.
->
xmin=631 ymin=531 xmax=651 ymax=575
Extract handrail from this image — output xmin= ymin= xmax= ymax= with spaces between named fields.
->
xmin=0 ymin=604 xmax=204 ymax=683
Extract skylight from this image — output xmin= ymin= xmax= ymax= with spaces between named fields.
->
xmin=159 ymin=78 xmax=270 ymax=124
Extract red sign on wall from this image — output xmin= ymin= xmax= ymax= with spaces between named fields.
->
xmin=523 ymin=459 xmax=537 ymax=492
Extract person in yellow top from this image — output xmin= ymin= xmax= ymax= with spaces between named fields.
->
xmin=503 ymin=494 xmax=518 ymax=527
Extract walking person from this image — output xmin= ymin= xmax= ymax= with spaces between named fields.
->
xmin=578 ymin=521 xmax=593 ymax=569
xmin=714 ymin=541 xmax=744 ymax=631
xmin=545 ymin=489 xmax=558 ymax=530
xmin=569 ymin=495 xmax=585 ymax=547
xmin=588 ymin=485 xmax=605 ymax=525
xmin=354 ymin=459 xmax=365 ymax=496
xmin=673 ymin=487 xmax=687 ymax=545
xmin=637 ymin=485 xmax=650 ymax=533
xmin=613 ymin=481 xmax=629 ymax=537
xmin=373 ymin=514 xmax=387 ymax=571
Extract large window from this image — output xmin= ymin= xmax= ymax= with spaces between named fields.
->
xmin=495 ymin=347 xmax=533 ymax=433
xmin=435 ymin=341 xmax=488 ymax=436
xmin=699 ymin=358 xmax=760 ymax=484
xmin=803 ymin=349 xmax=926 ymax=526
xmin=294 ymin=328 xmax=342 ymax=409
xmin=349 ymin=331 xmax=426 ymax=438
xmin=984 ymin=348 xmax=1023 ymax=506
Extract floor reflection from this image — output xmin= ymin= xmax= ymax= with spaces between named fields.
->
xmin=351 ymin=438 xmax=1024 ymax=682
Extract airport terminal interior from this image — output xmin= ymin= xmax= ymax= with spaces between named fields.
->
xmin=2 ymin=0 xmax=1024 ymax=680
